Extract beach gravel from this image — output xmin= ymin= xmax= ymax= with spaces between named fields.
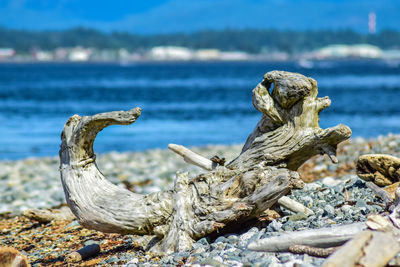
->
xmin=1 ymin=134 xmax=400 ymax=266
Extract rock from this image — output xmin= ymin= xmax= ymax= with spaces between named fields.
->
xmin=106 ymin=256 xmax=119 ymax=263
xmin=268 ymin=220 xmax=283 ymax=232
xmin=125 ymin=257 xmax=139 ymax=267
xmin=201 ymin=257 xmax=228 ymax=267
xmin=197 ymin=237 xmax=209 ymax=246
xmin=66 ymin=244 xmax=101 ymax=263
xmin=211 ymin=242 xmax=226 ymax=251
xmin=238 ymin=228 xmax=259 ymax=248
xmin=322 ymin=177 xmax=341 ymax=187
xmin=226 ymin=234 xmax=239 ymax=244
xmin=277 ymin=253 xmax=294 ymax=263
xmin=384 ymin=182 xmax=400 ymax=199
xmin=259 ymin=209 xmax=281 ymax=221
xmin=64 ymin=220 xmax=80 ymax=229
xmin=215 ymin=236 xmax=227 ymax=243
xmin=357 ymin=154 xmax=400 ymax=186
xmin=0 ymin=246 xmax=29 ymax=267
xmin=84 ymin=240 xmax=100 ymax=246
xmin=323 ymin=205 xmax=335 ymax=217
xmin=301 ymin=196 xmax=313 ymax=207
xmin=289 ymin=212 xmax=308 ymax=222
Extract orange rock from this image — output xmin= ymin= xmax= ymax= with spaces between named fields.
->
xmin=357 ymin=154 xmax=400 ymax=186
xmin=0 ymin=246 xmax=29 ymax=267
xmin=258 ymin=209 xmax=281 ymax=221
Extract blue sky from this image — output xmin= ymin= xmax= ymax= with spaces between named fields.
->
xmin=0 ymin=0 xmax=399 ymax=33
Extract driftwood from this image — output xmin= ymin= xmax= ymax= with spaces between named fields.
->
xmin=248 ymin=222 xmax=367 ymax=252
xmin=168 ymin=143 xmax=314 ymax=216
xmin=22 ymin=206 xmax=75 ymax=223
xmin=59 ymin=70 xmax=351 ymax=253
xmin=323 ymin=215 xmax=400 ymax=267
xmin=288 ymin=245 xmax=339 ymax=258
xmin=249 ymin=154 xmax=400 ymax=266
xmin=248 ymin=212 xmax=400 ymax=266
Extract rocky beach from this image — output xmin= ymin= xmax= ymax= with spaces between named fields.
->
xmin=0 ymin=134 xmax=400 ymax=266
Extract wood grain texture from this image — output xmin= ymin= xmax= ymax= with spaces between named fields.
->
xmin=59 ymin=71 xmax=351 ymax=253
xmin=248 ymin=222 xmax=366 ymax=252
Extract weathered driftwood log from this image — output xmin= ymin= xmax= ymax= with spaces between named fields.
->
xmin=248 ymin=213 xmax=400 ymax=266
xmin=323 ymin=230 xmax=399 ymax=267
xmin=248 ymin=222 xmax=367 ymax=252
xmin=249 ymin=151 xmax=400 ymax=266
xmin=168 ymin=143 xmax=314 ymax=216
xmin=249 ymin=153 xmax=400 ymax=265
xmin=59 ymin=70 xmax=351 ymax=253
xmin=322 ymin=215 xmax=400 ymax=267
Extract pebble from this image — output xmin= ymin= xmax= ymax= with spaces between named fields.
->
xmin=2 ymin=135 xmax=400 ymax=266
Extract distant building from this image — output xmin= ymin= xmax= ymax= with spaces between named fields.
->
xmin=218 ymin=51 xmax=249 ymax=61
xmin=350 ymin=44 xmax=382 ymax=58
xmin=311 ymin=44 xmax=382 ymax=59
xmin=0 ymin=48 xmax=15 ymax=59
xmin=195 ymin=49 xmax=221 ymax=60
xmin=68 ymin=47 xmax=92 ymax=61
xmin=149 ymin=46 xmax=193 ymax=61
xmin=54 ymin=48 xmax=69 ymax=61
xmin=34 ymin=50 xmax=53 ymax=61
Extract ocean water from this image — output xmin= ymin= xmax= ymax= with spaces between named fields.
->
xmin=0 ymin=60 xmax=399 ymax=160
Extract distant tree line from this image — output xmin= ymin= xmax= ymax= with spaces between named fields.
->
xmin=1 ymin=26 xmax=399 ymax=54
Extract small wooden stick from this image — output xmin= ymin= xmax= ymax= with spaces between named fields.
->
xmin=289 ymin=245 xmax=339 ymax=258
xmin=248 ymin=222 xmax=366 ymax=252
xmin=169 ymin=143 xmax=313 ymax=216
xmin=277 ymin=196 xmax=314 ymax=216
xmin=168 ymin=144 xmax=214 ymax=171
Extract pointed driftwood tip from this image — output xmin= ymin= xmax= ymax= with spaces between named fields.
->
xmin=168 ymin=143 xmax=178 ymax=149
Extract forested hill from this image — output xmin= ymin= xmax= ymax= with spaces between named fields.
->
xmin=1 ymin=27 xmax=400 ymax=53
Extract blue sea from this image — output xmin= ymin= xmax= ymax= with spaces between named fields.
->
xmin=1 ymin=60 xmax=399 ymax=160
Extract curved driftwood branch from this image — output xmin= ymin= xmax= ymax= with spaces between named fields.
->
xmin=59 ymin=71 xmax=351 ymax=253
xmin=236 ymin=71 xmax=351 ymax=170
xmin=59 ymin=108 xmax=174 ymax=235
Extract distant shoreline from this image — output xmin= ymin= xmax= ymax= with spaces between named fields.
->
xmin=1 ymin=134 xmax=400 ymax=162
xmin=0 ymin=57 xmax=396 ymax=65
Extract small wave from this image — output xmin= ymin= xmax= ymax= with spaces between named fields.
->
xmin=0 ymin=77 xmax=257 ymax=91
xmin=315 ymin=74 xmax=400 ymax=89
